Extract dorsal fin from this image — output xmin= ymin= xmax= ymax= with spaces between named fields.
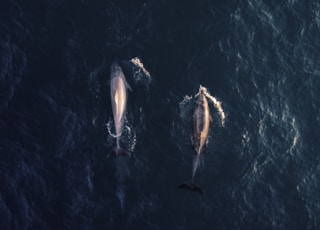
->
xmin=125 ymin=80 xmax=132 ymax=91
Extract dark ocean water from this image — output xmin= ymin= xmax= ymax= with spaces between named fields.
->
xmin=1 ymin=0 xmax=320 ymax=229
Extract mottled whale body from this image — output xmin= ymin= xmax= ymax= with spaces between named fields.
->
xmin=179 ymin=86 xmax=212 ymax=194
xmin=193 ymin=86 xmax=210 ymax=155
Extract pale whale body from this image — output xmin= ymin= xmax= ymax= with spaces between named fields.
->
xmin=110 ymin=62 xmax=131 ymax=156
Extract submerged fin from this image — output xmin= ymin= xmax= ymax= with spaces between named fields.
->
xmin=125 ymin=80 xmax=132 ymax=91
xmin=108 ymin=147 xmax=131 ymax=157
xmin=178 ymin=180 xmax=203 ymax=194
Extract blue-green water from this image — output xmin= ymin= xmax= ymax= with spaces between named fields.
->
xmin=1 ymin=0 xmax=320 ymax=229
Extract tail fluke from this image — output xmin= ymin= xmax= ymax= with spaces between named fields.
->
xmin=178 ymin=180 xmax=203 ymax=194
xmin=108 ymin=147 xmax=131 ymax=157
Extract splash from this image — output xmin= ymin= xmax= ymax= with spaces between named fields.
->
xmin=106 ymin=120 xmax=121 ymax=138
xmin=125 ymin=125 xmax=136 ymax=153
xmin=180 ymin=95 xmax=193 ymax=106
xmin=130 ymin=57 xmax=152 ymax=84
xmin=201 ymin=86 xmax=226 ymax=127
xmin=130 ymin=57 xmax=151 ymax=78
xmin=106 ymin=120 xmax=136 ymax=154
xmin=290 ymin=117 xmax=299 ymax=151
xmin=179 ymin=85 xmax=226 ymax=143
xmin=179 ymin=95 xmax=193 ymax=120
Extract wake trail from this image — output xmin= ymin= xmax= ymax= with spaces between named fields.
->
xmin=130 ymin=57 xmax=151 ymax=79
xmin=203 ymin=88 xmax=226 ymax=127
xmin=180 ymin=95 xmax=193 ymax=105
xmin=115 ymin=157 xmax=130 ymax=213
xmin=192 ymin=155 xmax=201 ymax=179
xmin=106 ymin=120 xmax=122 ymax=138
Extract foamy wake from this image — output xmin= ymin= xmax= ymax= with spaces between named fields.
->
xmin=115 ymin=157 xmax=130 ymax=212
xmin=130 ymin=57 xmax=151 ymax=80
xmin=106 ymin=120 xmax=121 ymax=138
xmin=125 ymin=126 xmax=136 ymax=153
xmin=202 ymin=86 xmax=226 ymax=127
xmin=180 ymin=95 xmax=193 ymax=105
xmin=106 ymin=120 xmax=136 ymax=153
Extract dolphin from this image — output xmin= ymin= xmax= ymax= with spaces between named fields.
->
xmin=109 ymin=62 xmax=131 ymax=156
xmin=179 ymin=86 xmax=211 ymax=194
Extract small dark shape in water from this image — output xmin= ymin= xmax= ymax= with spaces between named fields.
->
xmin=107 ymin=147 xmax=130 ymax=157
xmin=179 ymin=180 xmax=203 ymax=194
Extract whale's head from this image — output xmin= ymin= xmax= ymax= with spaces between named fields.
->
xmin=199 ymin=85 xmax=208 ymax=96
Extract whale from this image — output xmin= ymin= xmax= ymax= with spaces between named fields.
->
xmin=109 ymin=62 xmax=131 ymax=156
xmin=193 ymin=86 xmax=210 ymax=155
xmin=179 ymin=86 xmax=211 ymax=194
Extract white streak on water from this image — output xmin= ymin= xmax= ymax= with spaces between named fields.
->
xmin=130 ymin=57 xmax=152 ymax=84
xmin=106 ymin=119 xmax=136 ymax=154
xmin=289 ymin=117 xmax=299 ymax=152
xmin=130 ymin=57 xmax=151 ymax=78
xmin=106 ymin=120 xmax=121 ymax=138
xmin=192 ymin=155 xmax=200 ymax=179
xmin=241 ymin=129 xmax=250 ymax=156
xmin=201 ymin=86 xmax=226 ymax=127
xmin=180 ymin=95 xmax=193 ymax=105
xmin=126 ymin=125 xmax=136 ymax=153
xmin=179 ymin=95 xmax=193 ymax=121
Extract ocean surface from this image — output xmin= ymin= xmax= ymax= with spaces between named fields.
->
xmin=1 ymin=0 xmax=320 ymax=229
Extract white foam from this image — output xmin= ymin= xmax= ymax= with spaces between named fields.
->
xmin=180 ymin=95 xmax=193 ymax=106
xmin=106 ymin=120 xmax=121 ymax=138
xmin=290 ymin=117 xmax=299 ymax=151
xmin=125 ymin=125 xmax=136 ymax=153
xmin=130 ymin=57 xmax=151 ymax=79
xmin=202 ymin=86 xmax=226 ymax=127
